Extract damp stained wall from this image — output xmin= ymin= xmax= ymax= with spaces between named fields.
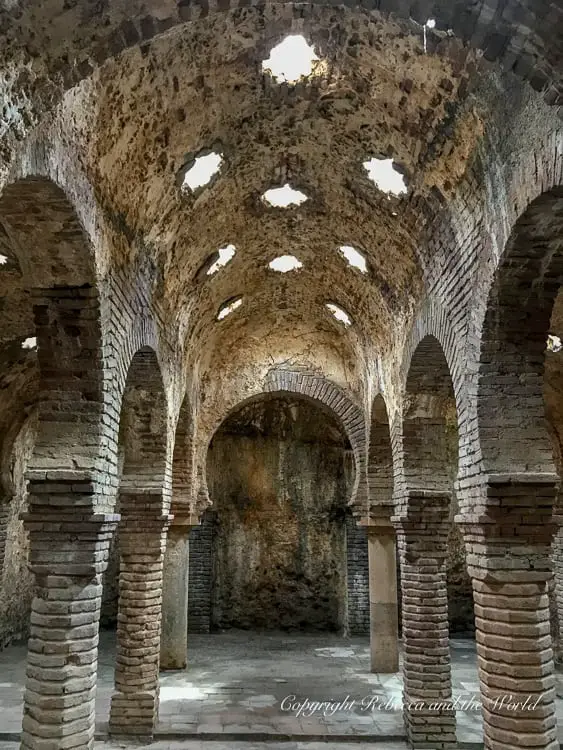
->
xmin=207 ymin=396 xmax=351 ymax=632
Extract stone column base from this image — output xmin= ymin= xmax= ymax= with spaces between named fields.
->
xmin=109 ymin=689 xmax=159 ymax=737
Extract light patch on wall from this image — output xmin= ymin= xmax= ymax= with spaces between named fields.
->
xmin=182 ymin=152 xmax=223 ymax=192
xmin=0 ymin=254 xmax=7 ymax=265
xmin=363 ymin=157 xmax=407 ymax=197
xmin=326 ymin=303 xmax=352 ymax=327
xmin=21 ymin=337 xmax=37 ymax=350
xmin=217 ymin=297 xmax=243 ymax=321
xmin=547 ymin=334 xmax=562 ymax=352
xmin=338 ymin=245 xmax=367 ymax=274
xmin=262 ymin=35 xmax=319 ymax=83
xmin=269 ymin=255 xmax=303 ymax=272
xmin=263 ymin=184 xmax=308 ymax=207
xmin=208 ymin=245 xmax=236 ymax=276
xmin=423 ymin=18 xmax=436 ymax=53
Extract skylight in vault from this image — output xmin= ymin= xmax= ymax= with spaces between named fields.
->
xmin=326 ymin=303 xmax=352 ymax=327
xmin=363 ymin=157 xmax=407 ymax=197
xmin=207 ymin=245 xmax=236 ymax=276
xmin=262 ymin=35 xmax=319 ymax=83
xmin=338 ymin=245 xmax=367 ymax=274
xmin=22 ymin=336 xmax=37 ymax=349
xmin=263 ymin=184 xmax=308 ymax=207
xmin=269 ymin=255 xmax=303 ymax=272
xmin=547 ymin=335 xmax=562 ymax=353
xmin=182 ymin=152 xmax=223 ymax=192
xmin=217 ymin=297 xmax=243 ymax=321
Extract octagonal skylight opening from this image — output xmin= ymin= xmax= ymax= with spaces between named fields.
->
xmin=547 ymin=335 xmax=562 ymax=353
xmin=263 ymin=184 xmax=308 ymax=207
xmin=182 ymin=151 xmax=223 ymax=192
xmin=22 ymin=336 xmax=37 ymax=350
xmin=207 ymin=244 xmax=236 ymax=276
xmin=269 ymin=255 xmax=303 ymax=273
xmin=217 ymin=296 xmax=243 ymax=321
xmin=326 ymin=303 xmax=352 ymax=327
xmin=338 ymin=245 xmax=367 ymax=274
xmin=262 ymin=35 xmax=319 ymax=83
xmin=363 ymin=157 xmax=407 ymax=197
xmin=0 ymin=254 xmax=7 ymax=265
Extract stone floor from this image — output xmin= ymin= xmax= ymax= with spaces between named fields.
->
xmin=0 ymin=630 xmax=561 ymax=747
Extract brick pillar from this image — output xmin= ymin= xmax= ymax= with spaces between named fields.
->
xmin=109 ymin=494 xmax=171 ymax=737
xmin=20 ymin=507 xmax=118 ymax=750
xmin=394 ymin=490 xmax=456 ymax=750
xmin=360 ymin=508 xmax=399 ymax=672
xmin=459 ymin=474 xmax=559 ymax=750
xmin=160 ymin=512 xmax=199 ymax=671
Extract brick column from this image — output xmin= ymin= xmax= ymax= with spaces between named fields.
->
xmin=360 ymin=507 xmax=399 ymax=672
xmin=160 ymin=511 xmax=199 ymax=671
xmin=20 ymin=507 xmax=119 ymax=750
xmin=394 ymin=490 xmax=456 ymax=750
xmin=109 ymin=493 xmax=171 ymax=737
xmin=459 ymin=474 xmax=559 ymax=750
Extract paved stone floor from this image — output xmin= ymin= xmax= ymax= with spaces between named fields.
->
xmin=0 ymin=743 xmax=409 ymax=750
xmin=0 ymin=630 xmax=562 ymax=747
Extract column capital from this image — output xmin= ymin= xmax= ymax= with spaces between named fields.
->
xmin=358 ymin=503 xmax=394 ymax=534
xmin=21 ymin=511 xmax=120 ymax=528
xmin=169 ymin=503 xmax=201 ymax=530
xmin=21 ymin=512 xmax=120 ymax=577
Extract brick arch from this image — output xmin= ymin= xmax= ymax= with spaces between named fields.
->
xmin=401 ymin=296 xmax=464 ymax=407
xmin=117 ymin=345 xmax=169 ymax=498
xmin=367 ymin=393 xmax=394 ymax=511
xmin=394 ymin=332 xmax=461 ymax=747
xmin=402 ymin=333 xmax=458 ymax=496
xmin=477 ymin=187 xmax=563 ymax=477
xmin=110 ymin=343 xmax=172 ymax=736
xmin=200 ymin=369 xmax=367 ymax=515
xmin=0 ymin=177 xmax=106 ymax=505
xmin=171 ymin=393 xmax=195 ymax=508
xmin=19 ymin=1 xmax=563 ymax=112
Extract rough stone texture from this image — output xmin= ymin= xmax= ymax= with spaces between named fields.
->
xmin=0 ymin=3 xmax=562 ymax=748
xmin=0 ymin=414 xmax=36 ymax=650
xmin=207 ymin=396 xmax=350 ymax=632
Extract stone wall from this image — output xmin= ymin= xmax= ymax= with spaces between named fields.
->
xmin=0 ymin=415 xmax=36 ymax=649
xmin=207 ymin=396 xmax=350 ymax=632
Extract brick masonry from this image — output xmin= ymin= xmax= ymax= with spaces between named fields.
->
xmin=346 ymin=515 xmax=369 ymax=636
xmin=0 ymin=7 xmax=562 ymax=750
xmin=188 ymin=511 xmax=215 ymax=635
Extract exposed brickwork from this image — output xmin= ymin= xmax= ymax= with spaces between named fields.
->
xmin=0 ymin=5 xmax=562 ymax=750
xmin=20 ymin=507 xmax=118 ymax=750
xmin=394 ymin=491 xmax=456 ymax=749
xmin=110 ymin=495 xmax=171 ymax=737
xmin=460 ymin=476 xmax=559 ymax=750
xmin=109 ymin=347 xmax=172 ymax=738
xmin=201 ymin=368 xmax=368 ymax=513
xmin=345 ymin=515 xmax=369 ymax=636
xmin=187 ymin=510 xmax=215 ymax=635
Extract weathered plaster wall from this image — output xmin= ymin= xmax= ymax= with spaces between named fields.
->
xmin=207 ymin=396 xmax=350 ymax=631
xmin=0 ymin=413 xmax=36 ymax=649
